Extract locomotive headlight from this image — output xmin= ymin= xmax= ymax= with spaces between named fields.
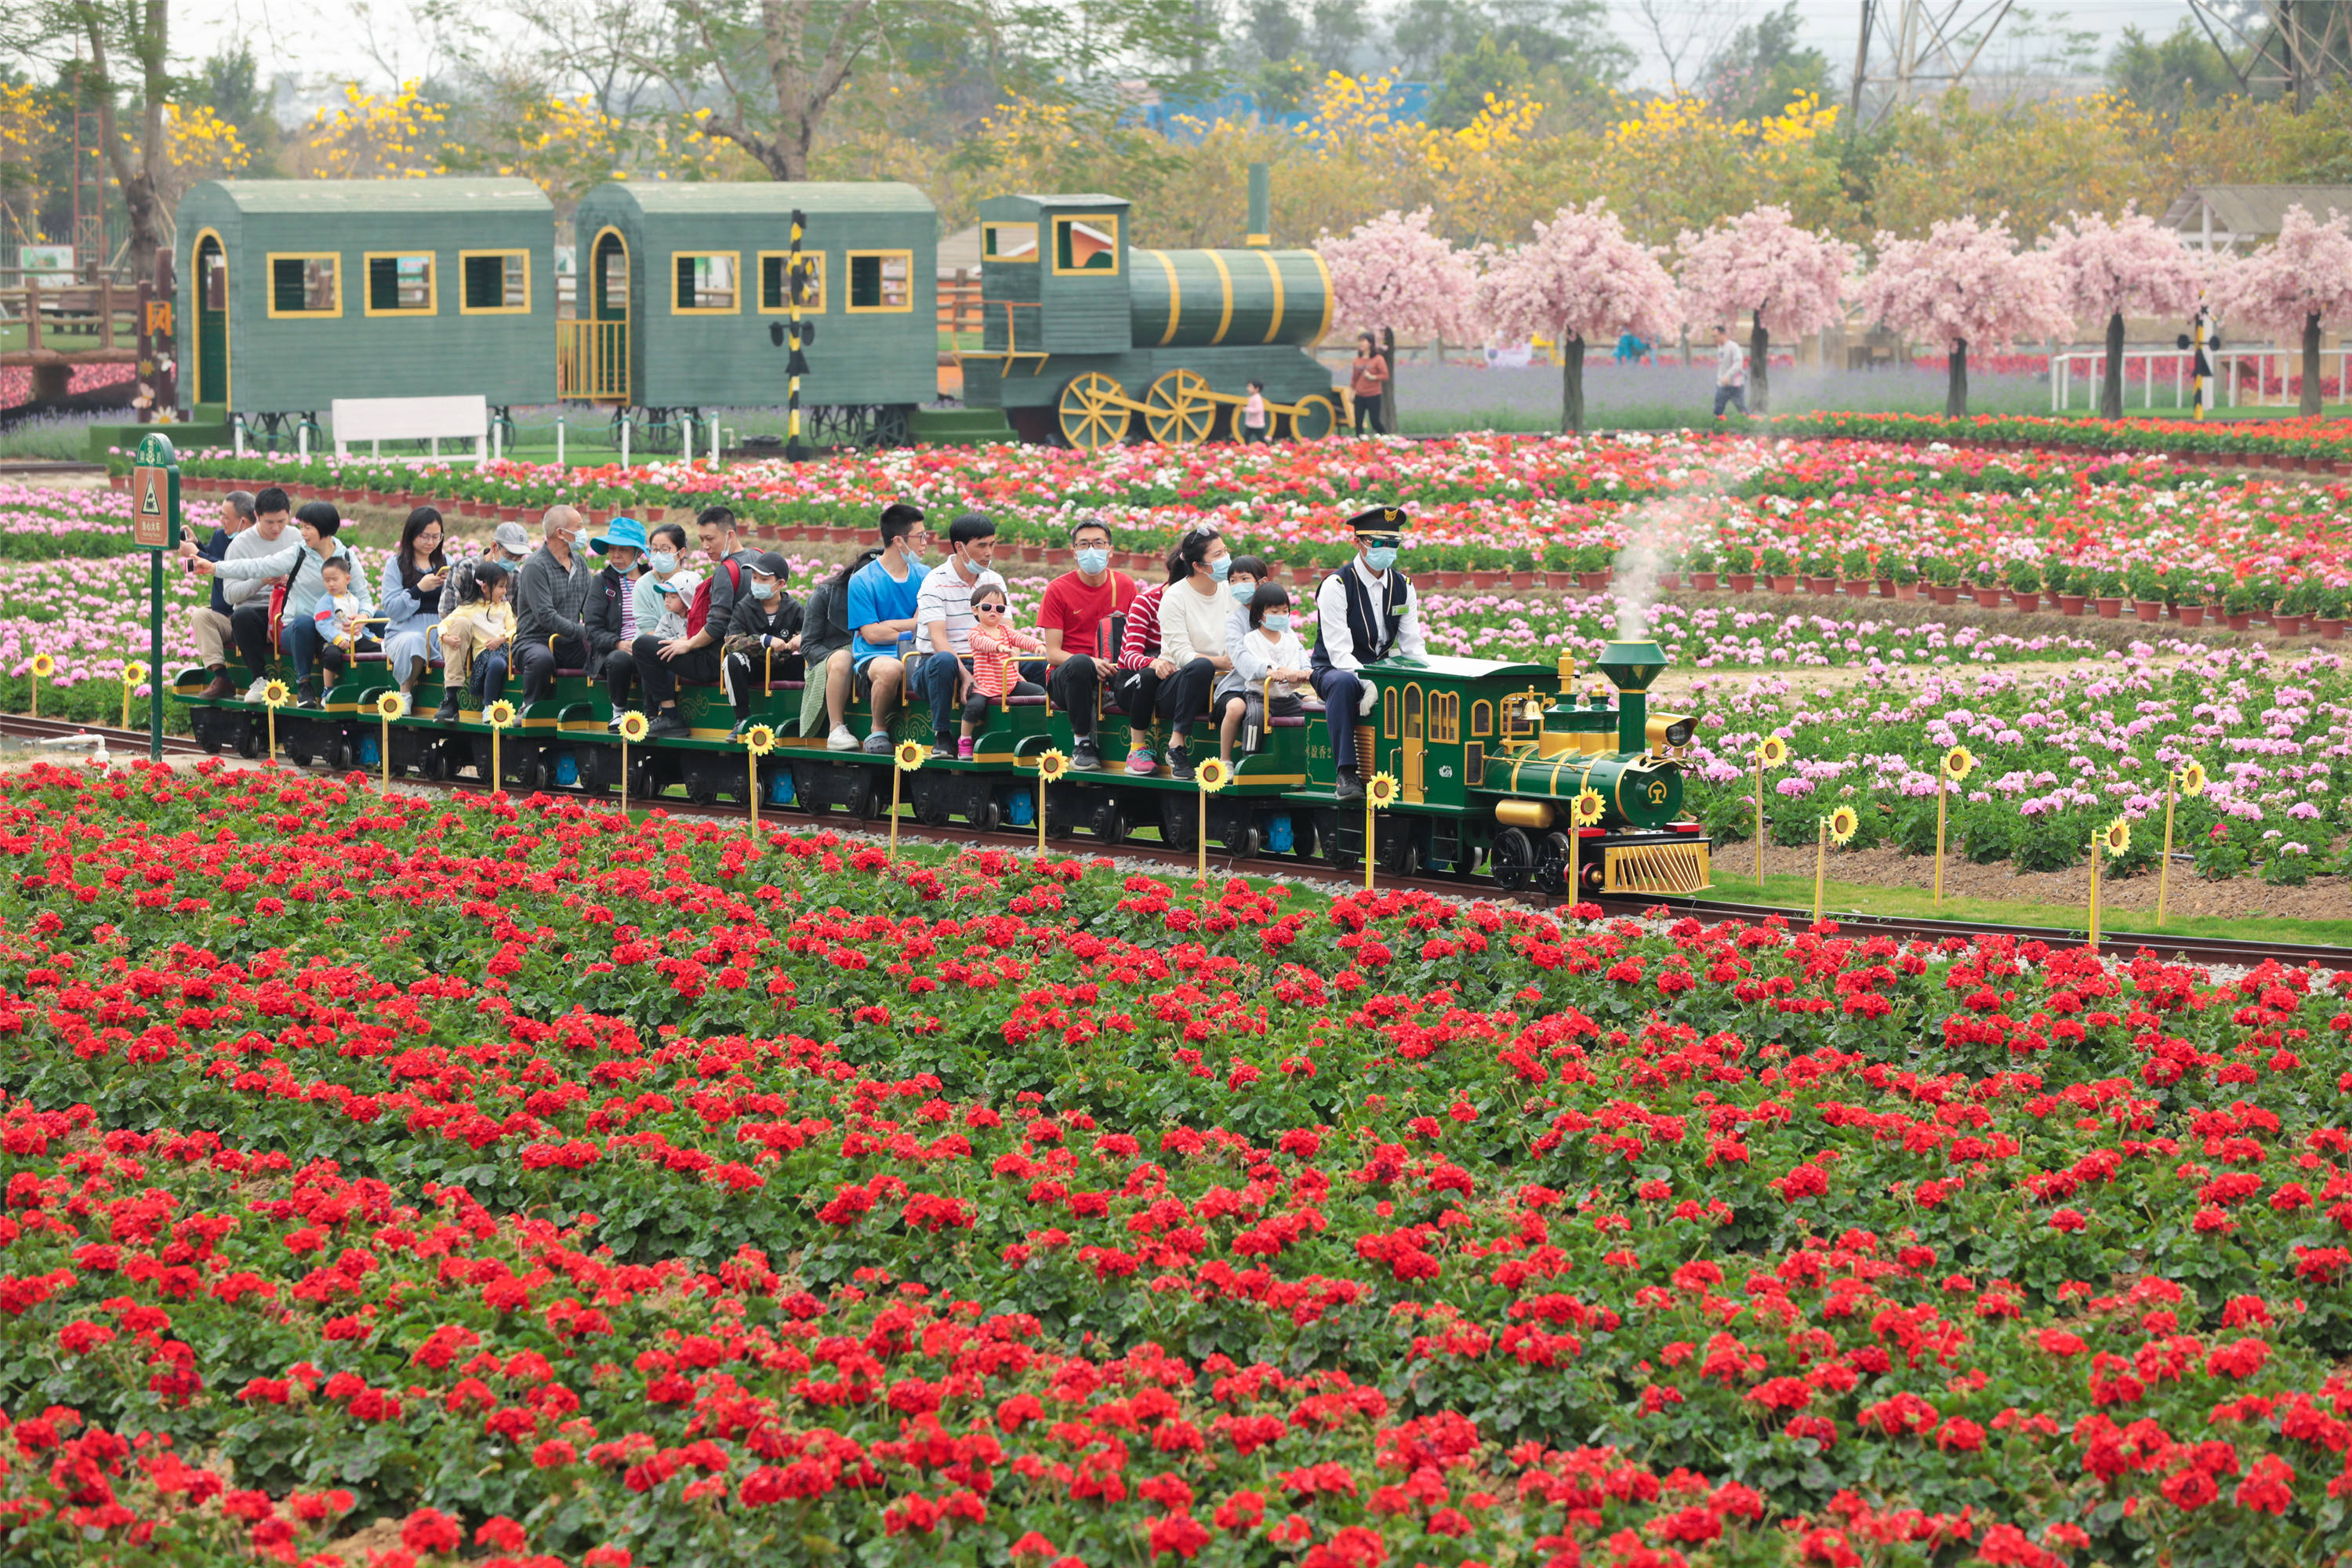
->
xmin=1646 ymin=712 xmax=1696 ymax=750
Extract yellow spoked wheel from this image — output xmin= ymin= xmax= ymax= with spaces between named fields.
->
xmin=1057 ymin=372 xmax=1131 ymax=451
xmin=1143 ymin=368 xmax=1218 ymax=446
xmin=1287 ymin=393 xmax=1338 ymax=440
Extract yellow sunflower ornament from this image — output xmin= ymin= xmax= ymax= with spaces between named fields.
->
xmin=2098 ymin=817 xmax=2131 ymax=858
xmin=887 ymin=739 xmax=926 ymax=857
xmin=1358 ymin=771 xmax=1401 ymax=892
xmin=2089 ymin=817 xmax=2132 ymax=952
xmin=1828 ymin=804 xmax=1860 ymax=846
xmin=122 ymin=661 xmax=147 ymax=730
xmin=1756 ymin=735 xmax=1789 ymax=768
xmin=262 ymin=680 xmax=290 ymax=709
xmin=485 ymin=700 xmax=518 ymax=731
xmin=1942 ymin=744 xmax=1976 ymax=784
xmin=372 ymin=689 xmax=404 ymax=793
xmin=2158 ymin=757 xmax=2206 ymax=931
xmin=2176 ymin=759 xmax=2207 ymax=798
xmin=742 ymin=724 xmax=776 ymax=756
xmin=1031 ymin=749 xmax=1070 ymax=853
xmin=742 ymin=725 xmax=776 ymax=830
xmin=373 ymin=690 xmax=405 ymax=720
xmin=1811 ymin=804 xmax=1860 ymax=924
xmin=1194 ymin=757 xmax=1232 ymax=793
xmin=1570 ymin=788 xmax=1606 ymax=827
xmin=483 ymin=700 xmax=518 ymax=797
xmin=616 ymin=710 xmax=651 ymax=745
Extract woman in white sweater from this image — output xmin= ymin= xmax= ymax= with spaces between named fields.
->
xmin=1217 ymin=581 xmax=1312 ymax=764
xmin=1151 ymin=527 xmax=1236 ymax=782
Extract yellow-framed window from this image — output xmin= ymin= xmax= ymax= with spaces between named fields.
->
xmin=267 ymin=252 xmax=341 ymax=318
xmin=846 ymin=250 xmax=913 ymax=312
xmin=1470 ymin=699 xmax=1494 ymax=739
xmin=982 ymin=221 xmax=1038 ymax=262
xmin=1381 ymin=686 xmax=1400 ymax=741
xmin=362 ymin=252 xmax=436 ymax=317
xmin=459 ymin=249 xmax=531 ymax=314
xmin=1430 ymin=691 xmax=1459 ymax=745
xmin=1052 ymin=214 xmax=1120 ymax=274
xmin=759 ymin=251 xmax=826 ymax=313
xmin=671 ymin=251 xmax=740 ymax=314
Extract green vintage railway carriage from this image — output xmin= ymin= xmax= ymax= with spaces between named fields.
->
xmin=960 ymin=193 xmax=1341 ymax=448
xmin=175 ymin=178 xmax=557 ymax=444
xmin=564 ymin=181 xmax=938 ymax=449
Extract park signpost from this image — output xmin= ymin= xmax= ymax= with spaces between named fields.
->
xmin=129 ymin=432 xmax=180 ymax=762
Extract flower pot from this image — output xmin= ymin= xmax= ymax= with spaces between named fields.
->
xmin=2015 ymin=590 xmax=2041 ymax=612
xmin=1578 ymin=571 xmax=1611 ymax=590
xmin=2133 ymin=599 xmax=2163 ymax=623
xmin=1842 ymin=579 xmax=1871 ymax=597
xmin=1803 ymin=575 xmax=1834 ymax=594
xmin=1469 ymin=570 xmax=1502 ymax=588
xmin=108 ymin=473 xmax=128 ymax=492
xmin=2096 ymin=597 xmax=2124 ymax=619
xmin=2058 ymin=593 xmax=2086 ymax=615
xmin=1438 ymin=571 xmax=1465 ymax=589
xmin=1875 ymin=578 xmax=1896 ymax=597
xmin=1929 ymin=586 xmax=1959 ymax=605
xmin=2317 ymin=616 xmax=2346 ymax=640
xmin=1728 ymin=573 xmax=1755 ymax=593
xmin=1771 ymin=575 xmax=1799 ymax=593
xmin=1894 ymin=583 xmax=1918 ymax=601
xmin=2225 ymin=613 xmax=2252 ymax=631
xmin=1657 ymin=573 xmax=1679 ymax=592
xmin=1692 ymin=572 xmax=1719 ymax=591
xmin=2177 ymin=604 xmax=2206 ymax=628
xmin=2274 ymin=613 xmax=2304 ymax=635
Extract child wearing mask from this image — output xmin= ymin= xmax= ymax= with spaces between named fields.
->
xmin=1222 ymin=554 xmax=1271 ymax=665
xmin=1216 ymin=580 xmax=1310 ymax=764
xmin=959 ymin=583 xmax=1044 ymax=760
xmin=721 ymin=550 xmax=804 ymax=733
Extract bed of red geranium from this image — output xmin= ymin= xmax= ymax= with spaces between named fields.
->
xmin=0 ymin=758 xmax=2347 ymax=1568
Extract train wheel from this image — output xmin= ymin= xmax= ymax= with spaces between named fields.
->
xmin=1377 ymin=821 xmax=1420 ymax=877
xmin=1288 ymin=393 xmax=1338 ymax=441
xmin=1057 ymin=372 xmax=1131 ymax=451
xmin=1534 ymin=831 xmax=1574 ymax=894
xmin=235 ymin=722 xmax=261 ymax=760
xmin=1143 ymin=368 xmax=1217 ymax=446
xmin=1318 ymin=810 xmax=1356 ymax=873
xmin=1091 ymin=797 xmax=1127 ymax=846
xmin=1491 ymin=827 xmax=1535 ymax=891
xmin=1159 ymin=795 xmax=1196 ymax=852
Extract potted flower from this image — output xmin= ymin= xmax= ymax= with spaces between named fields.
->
xmin=1687 ymin=546 xmax=1719 ymax=593
xmin=2172 ymin=570 xmax=2208 ymax=630
xmin=1801 ymin=550 xmax=1838 ymax=594
xmin=1656 ymin=546 xmax=1682 ymax=593
xmin=1723 ymin=543 xmax=1757 ymax=593
xmin=1762 ymin=546 xmax=1798 ymax=593
xmin=2089 ymin=568 xmax=2125 ymax=619
xmin=1890 ymin=558 xmax=1919 ymax=601
xmin=2223 ymin=581 xmax=2256 ymax=632
xmin=2277 ymin=578 xmax=2319 ymax=637
xmin=1573 ymin=542 xmax=1613 ymax=591
xmin=1838 ymin=545 xmax=1872 ymax=597
xmin=2005 ymin=557 xmax=2043 ymax=612
xmin=1924 ymin=556 xmax=1961 ymax=605
xmin=2315 ymin=586 xmax=2347 ymax=641
xmin=2127 ymin=563 xmax=2164 ymax=624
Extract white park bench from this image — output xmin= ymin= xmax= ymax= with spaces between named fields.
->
xmin=332 ymin=394 xmax=492 ymax=461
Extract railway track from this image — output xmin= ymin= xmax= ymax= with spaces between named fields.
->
xmin=5 ymin=713 xmax=2343 ymax=975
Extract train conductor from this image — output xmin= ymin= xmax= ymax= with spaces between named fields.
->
xmin=1310 ymin=505 xmax=1425 ymax=802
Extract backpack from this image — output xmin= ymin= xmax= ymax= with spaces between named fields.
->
xmin=685 ymin=557 xmax=742 ymax=638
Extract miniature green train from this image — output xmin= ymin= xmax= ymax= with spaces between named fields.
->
xmin=173 ymin=637 xmax=1712 ymax=895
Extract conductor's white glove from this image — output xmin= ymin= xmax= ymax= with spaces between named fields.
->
xmin=1358 ymin=681 xmax=1377 ymax=717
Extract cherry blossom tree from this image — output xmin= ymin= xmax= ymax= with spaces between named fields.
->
xmin=1852 ymin=216 xmax=2073 ymax=419
xmin=1475 ymin=199 xmax=1680 ymax=434
xmin=1317 ymin=207 xmax=1481 ymax=433
xmin=2209 ymin=204 xmax=2352 ymax=418
xmin=1675 ymin=206 xmax=1858 ymax=416
xmin=2042 ymin=209 xmax=2208 ymax=420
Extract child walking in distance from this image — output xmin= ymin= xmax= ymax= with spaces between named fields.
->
xmin=1215 ymin=581 xmax=1310 ymax=764
xmin=1241 ymin=380 xmax=1270 ymax=444
xmin=958 ymin=585 xmax=1044 ymax=760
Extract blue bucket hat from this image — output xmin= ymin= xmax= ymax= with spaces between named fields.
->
xmin=590 ymin=514 xmax=648 ymax=555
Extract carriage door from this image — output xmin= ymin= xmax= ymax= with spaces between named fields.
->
xmin=1402 ymin=685 xmax=1425 ymax=803
xmin=194 ymin=234 xmax=227 ymax=406
xmin=579 ymin=228 xmax=630 ymax=402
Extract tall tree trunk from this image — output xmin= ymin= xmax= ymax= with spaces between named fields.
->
xmin=1380 ymin=326 xmax=1397 ymax=433
xmin=1947 ymin=337 xmax=1969 ymax=419
xmin=2303 ymin=310 xmax=2325 ymax=418
xmin=2100 ymin=310 xmax=2125 ymax=420
xmin=1561 ymin=333 xmax=1585 ymax=434
xmin=82 ymin=2 xmax=169 ymax=271
xmin=1748 ymin=308 xmax=1770 ymax=416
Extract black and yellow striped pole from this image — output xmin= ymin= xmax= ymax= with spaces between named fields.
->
xmin=786 ymin=208 xmax=811 ymax=461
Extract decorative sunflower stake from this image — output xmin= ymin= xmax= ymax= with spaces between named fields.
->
xmin=1568 ymin=786 xmax=1605 ymax=909
xmin=1192 ymin=756 xmax=1232 ymax=881
xmin=1815 ymin=804 xmax=1859 ymax=924
xmin=890 ymin=738 xmax=927 ymax=858
xmin=2089 ymin=815 xmax=2131 ymax=953
xmin=261 ymin=680 xmax=291 ymax=768
xmin=742 ymin=725 xmax=776 ymax=833
xmin=484 ymin=699 xmax=518 ymax=797
xmin=1753 ymin=735 xmax=1788 ymax=890
xmin=373 ymin=689 xmax=404 ymax=796
xmin=616 ymin=710 xmax=650 ymax=818
xmin=121 ymin=661 xmax=144 ymax=733
xmin=28 ymin=652 xmax=53 ymax=720
xmin=1935 ymin=743 xmax=1976 ymax=909
xmin=2156 ymin=757 xmax=2206 ymax=931
xmin=1033 ymin=749 xmax=1069 ymax=855
xmin=1363 ymin=770 xmax=1400 ymax=891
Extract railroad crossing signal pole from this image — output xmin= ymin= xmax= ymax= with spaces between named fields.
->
xmin=129 ymin=432 xmax=180 ymax=762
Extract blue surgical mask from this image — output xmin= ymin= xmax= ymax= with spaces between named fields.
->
xmin=753 ymin=577 xmax=781 ymax=601
xmin=1265 ymin=613 xmax=1293 ymax=632
xmin=1075 ymin=547 xmax=1109 ymax=575
xmin=1209 ymin=556 xmax=1232 ymax=583
xmin=649 ymin=551 xmax=678 ymax=575
xmin=1366 ymin=546 xmax=1399 ymax=572
xmin=1232 ymin=582 xmax=1257 ymax=605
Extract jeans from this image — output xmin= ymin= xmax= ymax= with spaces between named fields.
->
xmin=1312 ymin=665 xmax=1367 ymax=774
xmin=1047 ymin=657 xmax=1106 ymax=737
xmin=514 ymin=633 xmax=587 ymax=702
xmin=604 ymin=648 xmax=640 ymax=710
xmin=1352 ymin=392 xmax=1382 ymax=434
xmin=1713 ymin=383 xmax=1748 ymax=417
xmin=913 ymin=653 xmax=971 ymax=739
xmin=964 ymin=679 xmax=1043 ymax=727
xmin=1115 ymin=658 xmax=1215 ymax=741
xmin=633 ymin=633 xmax=721 ymax=710
xmin=1242 ymin=424 xmax=1269 ymax=445
xmin=473 ymin=650 xmax=510 ymax=703
xmin=281 ymin=617 xmax=325 ymax=686
xmin=230 ymin=604 xmax=275 ymax=680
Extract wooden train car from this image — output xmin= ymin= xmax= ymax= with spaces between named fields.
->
xmin=175 ymin=179 xmax=557 ymax=437
xmin=958 ymin=192 xmax=1340 ymax=448
xmin=563 ymin=181 xmax=938 ymax=446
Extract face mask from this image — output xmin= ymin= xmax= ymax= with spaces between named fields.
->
xmin=1209 ymin=556 xmax=1232 ymax=583
xmin=753 ymin=578 xmax=780 ymax=601
xmin=649 ymin=551 xmax=677 ymax=575
xmin=1075 ymin=547 xmax=1109 ymax=575
xmin=1366 ymin=546 xmax=1399 ymax=572
xmin=1265 ymin=613 xmax=1293 ymax=632
xmin=1232 ymin=582 xmax=1257 ymax=605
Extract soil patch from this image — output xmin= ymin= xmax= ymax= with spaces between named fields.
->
xmin=1740 ymin=840 xmax=2350 ymax=924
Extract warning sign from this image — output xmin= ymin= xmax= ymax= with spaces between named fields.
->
xmin=131 ymin=465 xmax=172 ymax=550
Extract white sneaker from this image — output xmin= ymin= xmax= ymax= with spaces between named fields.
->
xmin=826 ymin=724 xmax=858 ymax=752
xmin=244 ymin=678 xmax=269 ymax=702
xmin=395 ymin=691 xmax=413 ymax=717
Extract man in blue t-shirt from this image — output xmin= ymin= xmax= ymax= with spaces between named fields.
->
xmin=845 ymin=503 xmax=930 ymax=753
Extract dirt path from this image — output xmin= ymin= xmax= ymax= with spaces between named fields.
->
xmin=1740 ymin=840 xmax=2350 ymax=924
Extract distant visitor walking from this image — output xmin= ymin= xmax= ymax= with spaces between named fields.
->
xmin=1350 ymin=332 xmax=1389 ymax=434
xmin=1712 ymin=325 xmax=1748 ymax=418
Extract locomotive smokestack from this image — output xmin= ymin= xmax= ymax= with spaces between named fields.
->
xmin=1246 ymin=164 xmax=1270 ymax=247
xmin=1595 ymin=638 xmax=1668 ymax=755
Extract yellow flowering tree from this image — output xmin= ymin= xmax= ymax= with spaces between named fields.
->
xmin=149 ymin=102 xmax=249 ymax=209
xmin=296 ymin=81 xmax=448 ymax=180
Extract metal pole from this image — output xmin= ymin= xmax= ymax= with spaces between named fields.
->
xmin=556 ymin=416 xmax=565 ymax=467
xmin=149 ymin=550 xmax=162 ymax=762
xmin=621 ymin=415 xmax=630 ymax=468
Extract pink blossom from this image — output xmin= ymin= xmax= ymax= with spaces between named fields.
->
xmin=1317 ymin=207 xmax=1480 ymax=343
xmin=1676 ymin=205 xmax=1857 ymax=340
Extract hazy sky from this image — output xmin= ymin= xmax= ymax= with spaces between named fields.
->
xmin=172 ymin=0 xmax=2208 ymax=105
